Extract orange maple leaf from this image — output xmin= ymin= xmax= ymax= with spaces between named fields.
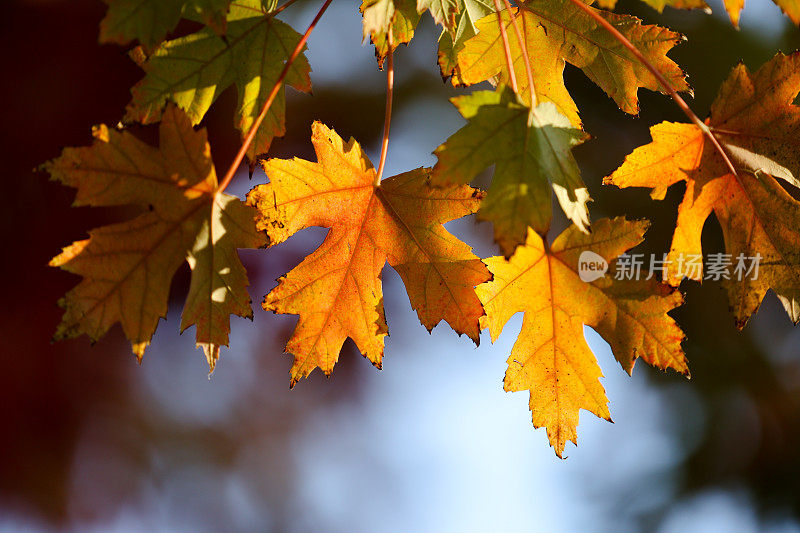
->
xmin=606 ymin=52 xmax=800 ymax=327
xmin=247 ymin=122 xmax=491 ymax=386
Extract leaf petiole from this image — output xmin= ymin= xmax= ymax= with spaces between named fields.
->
xmin=492 ymin=0 xmax=519 ymax=93
xmin=500 ymin=0 xmax=537 ymax=107
xmin=217 ymin=0 xmax=334 ymax=194
xmin=563 ymin=0 xmax=738 ymax=177
xmin=376 ymin=29 xmax=395 ymax=186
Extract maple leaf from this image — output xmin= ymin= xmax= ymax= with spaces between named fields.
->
xmin=438 ymin=0 xmax=493 ymax=79
xmin=361 ymin=0 xmax=422 ymax=65
xmin=431 ymin=86 xmax=590 ymax=256
xmin=722 ymin=0 xmax=799 ymax=27
xmin=45 ymin=105 xmax=267 ymax=370
xmin=606 ymin=52 xmax=800 ymax=327
xmin=417 ymin=0 xmax=459 ymax=29
xmin=100 ymin=0 xmax=232 ymax=48
xmin=247 ymin=122 xmax=491 ymax=386
xmin=126 ymin=0 xmax=312 ymax=160
xmin=597 ymin=0 xmax=710 ymax=12
xmin=477 ymin=217 xmax=686 ymax=457
xmin=361 ymin=0 xmax=464 ymax=64
xmin=448 ymin=1 xmax=690 ymax=126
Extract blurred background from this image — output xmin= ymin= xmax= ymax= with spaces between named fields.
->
xmin=3 ymin=0 xmax=800 ymax=531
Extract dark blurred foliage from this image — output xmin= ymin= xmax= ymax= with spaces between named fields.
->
xmin=0 ymin=0 xmax=375 ymax=526
xmin=2 ymin=0 xmax=800 ymax=530
xmin=578 ymin=0 xmax=800 ymax=529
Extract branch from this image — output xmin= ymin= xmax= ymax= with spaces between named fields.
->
xmin=564 ymin=0 xmax=737 ymax=176
xmin=217 ymin=0 xmax=334 ymax=193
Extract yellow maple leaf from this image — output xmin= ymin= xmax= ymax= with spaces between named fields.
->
xmin=448 ymin=1 xmax=690 ymax=126
xmin=46 ymin=105 xmax=266 ymax=369
xmin=247 ymin=122 xmax=491 ymax=386
xmin=597 ymin=0 xmax=709 ymax=12
xmin=477 ymin=217 xmax=686 ymax=457
xmin=606 ymin=52 xmax=800 ymax=327
xmin=722 ymin=0 xmax=798 ymax=27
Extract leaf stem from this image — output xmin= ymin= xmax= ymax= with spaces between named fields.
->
xmin=500 ymin=0 xmax=537 ymax=106
xmin=562 ymin=0 xmax=737 ymax=176
xmin=492 ymin=0 xmax=519 ymax=93
xmin=272 ymin=0 xmax=302 ymax=17
xmin=217 ymin=0 xmax=333 ymax=194
xmin=376 ymin=30 xmax=394 ymax=186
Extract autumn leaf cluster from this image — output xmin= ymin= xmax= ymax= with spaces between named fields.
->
xmin=45 ymin=0 xmax=800 ymax=457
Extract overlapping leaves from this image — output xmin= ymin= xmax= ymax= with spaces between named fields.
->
xmin=126 ymin=0 xmax=311 ymax=160
xmin=100 ymin=0 xmax=233 ymax=48
xmin=443 ymin=1 xmax=690 ymax=125
xmin=361 ymin=0 xmax=484 ymax=64
xmin=52 ymin=0 xmax=800 ymax=460
xmin=607 ymin=52 xmax=800 ymax=327
xmin=46 ymin=106 xmax=266 ymax=369
xmin=437 ymin=0 xmax=494 ymax=78
xmin=432 ymin=86 xmax=590 ymax=256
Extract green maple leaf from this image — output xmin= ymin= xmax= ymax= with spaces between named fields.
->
xmin=432 ymin=86 xmax=590 ymax=256
xmin=100 ymin=0 xmax=234 ymax=48
xmin=417 ymin=0 xmax=459 ymax=29
xmin=126 ymin=0 xmax=311 ymax=160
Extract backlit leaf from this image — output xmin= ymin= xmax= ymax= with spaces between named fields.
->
xmin=100 ymin=0 xmax=232 ymax=48
xmin=606 ymin=52 xmax=800 ymax=326
xmin=432 ymin=86 xmax=590 ymax=256
xmin=126 ymin=0 xmax=312 ymax=160
xmin=248 ymin=123 xmax=491 ymax=386
xmin=449 ymin=1 xmax=690 ymax=125
xmin=477 ymin=217 xmax=686 ymax=457
xmin=46 ymin=106 xmax=266 ymax=369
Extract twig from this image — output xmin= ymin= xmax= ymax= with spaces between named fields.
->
xmin=500 ymin=0 xmax=536 ymax=106
xmin=492 ymin=0 xmax=519 ymax=93
xmin=563 ymin=0 xmax=737 ymax=176
xmin=217 ymin=0 xmax=333 ymax=193
xmin=376 ymin=30 xmax=394 ymax=185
